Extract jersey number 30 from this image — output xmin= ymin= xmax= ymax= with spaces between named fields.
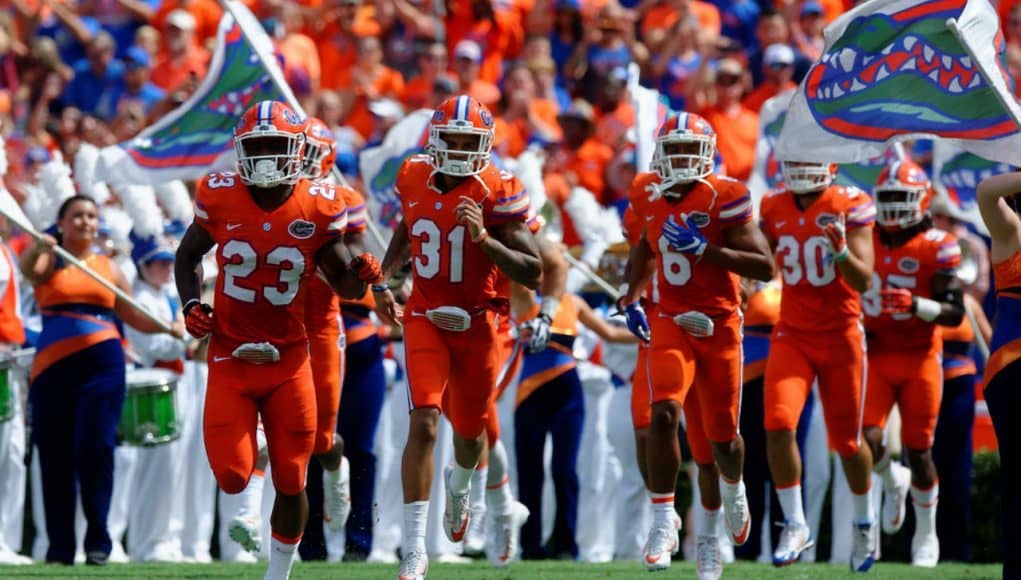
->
xmin=777 ymin=235 xmax=836 ymax=287
xmin=221 ymin=240 xmax=305 ymax=305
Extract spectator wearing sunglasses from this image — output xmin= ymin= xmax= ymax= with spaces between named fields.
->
xmin=742 ymin=43 xmax=796 ymax=113
xmin=698 ymin=58 xmax=757 ymax=181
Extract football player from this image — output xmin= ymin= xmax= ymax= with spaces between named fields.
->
xmin=759 ymin=160 xmax=877 ymax=570
xmin=226 ymin=117 xmax=370 ymax=554
xmin=371 ymin=95 xmax=542 ymax=580
xmin=861 ymin=161 xmax=964 ymax=567
xmin=174 ymin=101 xmax=381 ymax=580
xmin=621 ymin=112 xmax=774 ymax=579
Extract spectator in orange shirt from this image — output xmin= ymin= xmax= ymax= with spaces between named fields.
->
xmin=315 ymin=0 xmax=364 ymax=91
xmin=548 ymin=98 xmax=613 ymax=203
xmin=444 ymin=0 xmax=524 ymax=84
xmin=343 ymin=35 xmax=405 ymax=141
xmin=742 ymin=43 xmax=796 ymax=113
xmin=452 ymin=39 xmax=501 ymax=107
xmin=492 ymin=64 xmax=561 ymax=159
xmin=638 ymin=0 xmax=720 ymax=54
xmin=400 ymin=41 xmax=454 ymax=112
xmin=591 ymin=67 xmax=634 ymax=156
xmin=699 ymin=58 xmax=757 ymax=182
xmin=151 ymin=0 xmax=222 ymax=50
xmin=150 ymin=10 xmax=209 ymax=93
xmin=268 ymin=4 xmax=321 ymax=104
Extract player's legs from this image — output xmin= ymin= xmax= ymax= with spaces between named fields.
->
xmin=814 ymin=330 xmax=874 ymax=572
xmin=203 ymin=375 xmax=260 ymax=495
xmin=899 ymin=353 xmax=943 ymax=567
xmin=631 ymin=343 xmax=653 ymax=486
xmin=862 ymin=352 xmax=909 ymax=538
xmin=399 ymin=316 xmax=449 ymax=577
xmin=443 ymin=324 xmax=500 ymax=544
xmin=230 ymin=423 xmax=268 ymax=554
xmin=260 ymin=363 xmax=317 ymax=580
xmin=642 ymin=318 xmax=695 ymax=570
xmin=762 ymin=333 xmax=814 ymax=566
xmin=308 ymin=318 xmax=351 ymax=531
xmin=694 ymin=317 xmax=750 ymax=548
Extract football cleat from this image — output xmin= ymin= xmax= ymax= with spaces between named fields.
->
xmin=642 ymin=523 xmax=678 ymax=571
xmin=850 ymin=520 xmax=877 ymax=573
xmin=772 ymin=521 xmax=813 ymax=567
xmin=397 ymin=550 xmax=428 ymax=580
xmin=881 ymin=462 xmax=911 ymax=534
xmin=485 ymin=501 xmax=529 ymax=568
xmin=228 ymin=512 xmax=262 ymax=554
xmin=323 ymin=456 xmax=352 ymax=531
xmin=443 ymin=465 xmax=471 ymax=543
xmin=723 ymin=485 xmax=751 ymax=546
xmin=696 ymin=535 xmax=723 ymax=580
xmin=911 ymin=530 xmax=940 ymax=568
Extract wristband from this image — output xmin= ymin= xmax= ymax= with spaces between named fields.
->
xmin=833 ymin=246 xmax=850 ymax=263
xmin=913 ymin=296 xmax=941 ymax=322
xmin=371 ymin=284 xmax=390 ymax=293
xmin=183 ymin=298 xmax=202 ymax=315
xmin=472 ymin=227 xmax=489 ymax=244
xmin=540 ymin=295 xmax=560 ymax=319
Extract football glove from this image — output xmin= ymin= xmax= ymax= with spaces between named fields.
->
xmin=880 ymin=288 xmax=914 ymax=315
xmin=662 ymin=214 xmax=707 ymax=256
xmin=524 ymin=314 xmax=553 ymax=353
xmin=821 ymin=214 xmax=849 ymax=263
xmin=623 ymin=301 xmax=651 ymax=343
xmin=183 ymin=299 xmax=213 ymax=339
xmin=350 ymin=252 xmax=383 ymax=284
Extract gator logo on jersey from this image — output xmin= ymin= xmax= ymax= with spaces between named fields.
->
xmin=687 ymin=212 xmax=711 ymax=228
xmin=288 ymin=219 xmax=316 ymax=239
xmin=899 ymin=257 xmax=920 ymax=273
xmin=816 ymin=213 xmax=839 ymax=228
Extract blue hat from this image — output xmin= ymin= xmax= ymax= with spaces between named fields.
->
xmin=25 ymin=146 xmax=51 ymax=165
xmin=125 ymin=46 xmax=152 ymax=68
xmin=800 ymin=1 xmax=824 ymax=16
xmin=130 ymin=232 xmax=175 ymax=266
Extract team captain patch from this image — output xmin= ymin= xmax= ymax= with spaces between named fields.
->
xmin=289 ymin=219 xmax=316 ymax=239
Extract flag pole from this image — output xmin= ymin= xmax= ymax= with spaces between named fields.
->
xmin=217 ymin=0 xmax=390 ymax=250
xmin=947 ymin=18 xmax=1021 ymax=132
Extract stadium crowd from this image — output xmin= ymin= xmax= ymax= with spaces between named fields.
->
xmin=0 ymin=0 xmax=1014 ymax=578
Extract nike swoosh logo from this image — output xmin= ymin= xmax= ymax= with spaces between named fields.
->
xmin=213 ymin=356 xmax=231 ymax=362
xmin=408 ymin=201 xmax=420 ymax=208
xmin=645 ymin=216 xmax=655 ymax=221
xmin=776 ymin=221 xmax=786 ymax=228
xmin=226 ymin=224 xmax=242 ymax=231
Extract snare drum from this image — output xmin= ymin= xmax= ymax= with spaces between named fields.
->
xmin=120 ymin=368 xmax=179 ymax=446
xmin=0 ymin=357 xmax=12 ymax=423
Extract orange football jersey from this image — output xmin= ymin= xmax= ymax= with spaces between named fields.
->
xmin=759 ymin=185 xmax=875 ymax=334
xmin=194 ymin=173 xmax=347 ymax=348
xmin=306 ymin=184 xmax=370 ymax=321
xmin=863 ymin=228 xmax=961 ymax=351
xmin=395 ymin=155 xmax=528 ymax=312
xmin=627 ymin=172 xmax=753 ymax=317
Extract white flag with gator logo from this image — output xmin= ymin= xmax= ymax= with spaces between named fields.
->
xmin=776 ymin=0 xmax=1021 ymax=166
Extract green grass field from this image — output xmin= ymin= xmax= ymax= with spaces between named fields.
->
xmin=0 ymin=561 xmax=1002 ymax=579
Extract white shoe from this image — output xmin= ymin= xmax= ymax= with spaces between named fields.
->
xmin=850 ymin=520 xmax=876 ymax=573
xmin=463 ymin=503 xmax=486 ymax=556
xmin=911 ymin=531 xmax=939 ymax=567
xmin=108 ymin=542 xmax=129 ymax=564
xmin=772 ymin=521 xmax=813 ymax=566
xmin=397 ymin=550 xmax=428 ymax=580
xmin=723 ymin=486 xmax=751 ymax=546
xmin=642 ymin=523 xmax=677 ymax=571
xmin=442 ymin=466 xmax=470 ymax=543
xmin=696 ymin=535 xmax=723 ymax=580
xmin=672 ymin=510 xmax=683 ymax=555
xmin=0 ymin=549 xmax=32 ymax=565
xmin=881 ymin=463 xmax=911 ymax=534
xmin=227 ymin=549 xmax=258 ymax=563
xmin=228 ymin=512 xmax=263 ymax=554
xmin=485 ymin=501 xmax=529 ymax=568
xmin=324 ymin=457 xmax=352 ymax=531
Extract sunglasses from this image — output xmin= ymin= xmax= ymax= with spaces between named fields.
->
xmin=716 ymin=74 xmax=742 ymax=86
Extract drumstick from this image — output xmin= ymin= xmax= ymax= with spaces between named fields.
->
xmin=0 ymin=189 xmax=179 ymax=338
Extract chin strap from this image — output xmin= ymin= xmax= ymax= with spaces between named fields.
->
xmin=647 ymin=175 xmax=718 ymax=211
